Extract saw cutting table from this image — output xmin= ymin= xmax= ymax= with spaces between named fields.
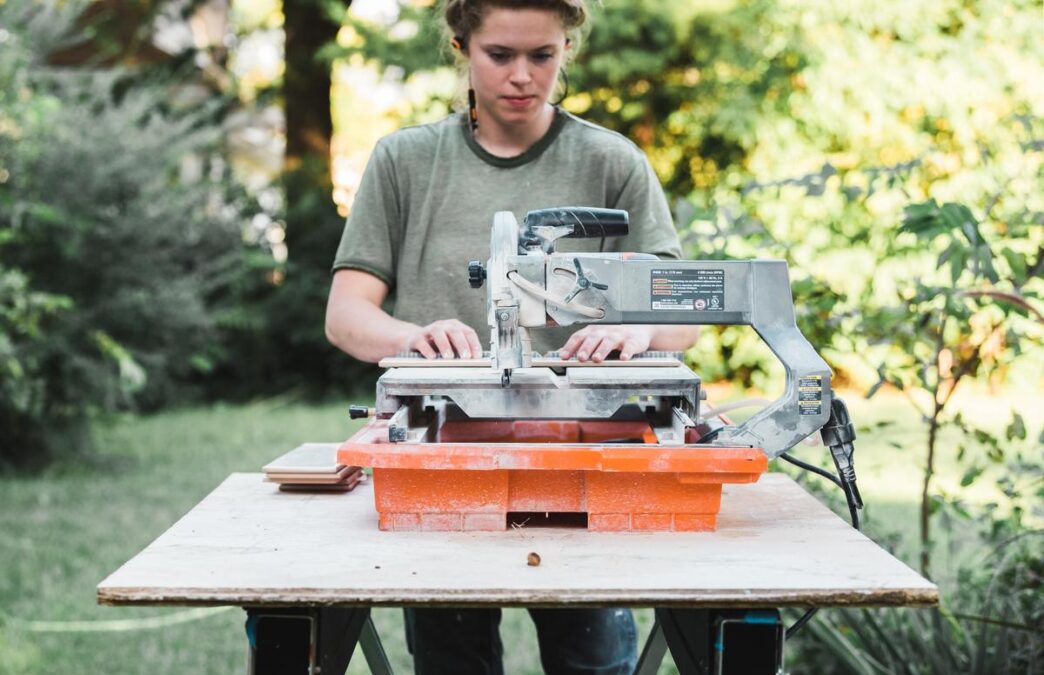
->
xmin=98 ymin=456 xmax=937 ymax=674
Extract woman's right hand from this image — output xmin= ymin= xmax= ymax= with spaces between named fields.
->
xmin=403 ymin=319 xmax=484 ymax=359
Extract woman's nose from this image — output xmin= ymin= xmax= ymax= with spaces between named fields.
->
xmin=509 ymin=58 xmax=532 ymax=85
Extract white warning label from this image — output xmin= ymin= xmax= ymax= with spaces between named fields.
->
xmin=650 ymin=269 xmax=725 ymax=311
xmin=798 ymin=375 xmax=823 ymax=416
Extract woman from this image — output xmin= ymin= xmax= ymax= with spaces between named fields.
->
xmin=325 ymin=1 xmax=698 ymax=671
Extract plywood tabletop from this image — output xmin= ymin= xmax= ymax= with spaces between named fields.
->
xmin=97 ymin=470 xmax=937 ymax=609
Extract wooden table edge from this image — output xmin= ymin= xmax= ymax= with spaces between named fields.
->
xmin=97 ymin=586 xmax=939 ymax=609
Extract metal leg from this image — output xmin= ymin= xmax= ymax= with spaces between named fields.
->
xmin=634 ymin=619 xmax=668 ymax=675
xmin=360 ymin=615 xmax=395 ymax=675
xmin=645 ymin=608 xmax=783 ymax=675
xmin=246 ymin=607 xmax=384 ymax=675
xmin=319 ymin=607 xmax=369 ymax=674
xmin=246 ymin=609 xmax=318 ymax=675
xmin=656 ymin=609 xmax=712 ymax=675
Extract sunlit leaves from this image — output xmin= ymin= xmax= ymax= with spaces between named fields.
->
xmin=1005 ymin=413 xmax=1026 ymax=442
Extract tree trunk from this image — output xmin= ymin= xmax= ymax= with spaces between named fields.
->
xmin=274 ymin=1 xmax=376 ymax=395
xmin=282 ymin=0 xmax=347 ymax=274
xmin=283 ymin=0 xmax=346 ymax=195
xmin=920 ymin=401 xmax=940 ymax=579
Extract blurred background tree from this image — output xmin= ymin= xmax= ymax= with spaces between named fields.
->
xmin=0 ymin=0 xmax=254 ymax=464
xmin=256 ymin=0 xmax=382 ymax=401
xmin=0 ymin=0 xmax=369 ymax=465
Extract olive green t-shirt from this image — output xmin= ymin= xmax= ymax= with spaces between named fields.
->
xmin=332 ymin=108 xmax=682 ymax=354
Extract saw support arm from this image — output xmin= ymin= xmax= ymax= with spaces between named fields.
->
xmin=468 ymin=208 xmax=833 ymax=458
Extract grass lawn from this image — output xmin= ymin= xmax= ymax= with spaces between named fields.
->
xmin=0 ymin=386 xmax=1033 ymax=674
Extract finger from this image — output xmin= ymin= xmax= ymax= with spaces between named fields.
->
xmin=412 ymin=333 xmax=437 ymax=359
xmin=591 ymin=334 xmax=622 ymax=363
xmin=447 ymin=329 xmax=473 ymax=359
xmin=575 ymin=333 xmax=605 ymax=362
xmin=558 ymin=329 xmax=588 ymax=359
xmin=619 ymin=336 xmax=645 ymax=361
xmin=465 ymin=328 xmax=483 ymax=358
xmin=430 ymin=328 xmax=455 ymax=359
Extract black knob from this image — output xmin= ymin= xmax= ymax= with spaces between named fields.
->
xmin=348 ymin=405 xmax=371 ymax=419
xmin=523 ymin=207 xmax=629 ymax=238
xmin=467 ymin=260 xmax=487 ymax=288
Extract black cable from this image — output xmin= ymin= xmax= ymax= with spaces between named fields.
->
xmin=842 ymin=482 xmax=861 ymax=530
xmin=784 ymin=471 xmax=861 ymax=639
xmin=783 ymin=399 xmax=863 ymax=640
xmin=780 ymin=452 xmax=861 ymax=528
xmin=783 ymin=476 xmax=862 ymax=639
xmin=695 ymin=427 xmax=722 ymax=444
xmin=786 ymin=609 xmax=818 ymax=639
xmin=780 ymin=452 xmax=843 ymax=489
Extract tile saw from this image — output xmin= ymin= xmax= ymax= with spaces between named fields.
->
xmin=339 ymin=207 xmax=860 ymax=532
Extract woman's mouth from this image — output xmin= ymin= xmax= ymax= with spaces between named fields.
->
xmin=502 ymin=95 xmax=535 ymax=108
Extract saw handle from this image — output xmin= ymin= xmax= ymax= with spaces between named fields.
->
xmin=523 ymin=207 xmax=629 ymax=239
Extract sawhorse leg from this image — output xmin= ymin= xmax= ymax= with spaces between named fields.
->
xmin=635 ymin=609 xmax=783 ymax=675
xmin=245 ymin=607 xmax=394 ymax=675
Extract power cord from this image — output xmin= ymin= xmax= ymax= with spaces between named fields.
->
xmin=779 ymin=452 xmax=842 ymax=489
xmin=507 ymin=270 xmax=605 ymax=318
xmin=781 ymin=397 xmax=862 ymax=639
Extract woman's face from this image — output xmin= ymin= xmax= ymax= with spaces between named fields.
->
xmin=467 ymin=8 xmax=569 ymax=133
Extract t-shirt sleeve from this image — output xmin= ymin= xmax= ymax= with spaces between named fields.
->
xmin=606 ymin=153 xmax=683 ymax=260
xmin=331 ymin=140 xmax=401 ymax=287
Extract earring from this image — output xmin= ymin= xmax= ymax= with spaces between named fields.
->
xmin=467 ymin=80 xmax=478 ymax=133
xmin=553 ymin=69 xmax=570 ymax=106
xmin=452 ymin=36 xmax=477 ymax=133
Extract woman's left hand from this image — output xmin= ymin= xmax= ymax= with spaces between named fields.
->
xmin=557 ymin=325 xmax=653 ymax=362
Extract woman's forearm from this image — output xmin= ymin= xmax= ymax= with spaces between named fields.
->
xmin=648 ymin=324 xmax=700 ymax=351
xmin=325 ymin=294 xmax=417 ymax=363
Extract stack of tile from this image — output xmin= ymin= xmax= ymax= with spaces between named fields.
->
xmin=262 ymin=443 xmax=365 ymax=493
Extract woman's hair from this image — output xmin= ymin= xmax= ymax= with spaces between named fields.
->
xmin=442 ymin=0 xmax=589 ymax=109
xmin=443 ymin=0 xmax=589 ymax=51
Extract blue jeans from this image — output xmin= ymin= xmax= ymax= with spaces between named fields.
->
xmin=404 ymin=607 xmax=637 ymax=675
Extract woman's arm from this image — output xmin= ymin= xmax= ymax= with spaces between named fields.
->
xmin=325 ymin=269 xmax=483 ymax=363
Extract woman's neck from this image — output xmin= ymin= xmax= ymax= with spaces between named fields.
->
xmin=474 ymin=104 xmax=556 ymax=158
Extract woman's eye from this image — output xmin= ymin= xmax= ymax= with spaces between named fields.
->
xmin=531 ymin=52 xmax=553 ymax=63
xmin=489 ymin=52 xmax=511 ymax=63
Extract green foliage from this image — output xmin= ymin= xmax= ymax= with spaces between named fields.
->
xmin=0 ymin=1 xmax=250 ymax=464
xmin=852 ymin=179 xmax=1040 ymax=573
xmin=0 ymin=266 xmax=74 ymax=458
xmin=254 ymin=162 xmax=380 ymax=398
xmin=868 ymin=195 xmax=1038 ymax=401
xmin=797 ymin=427 xmax=1043 ymax=675
xmin=329 ymin=2 xmax=447 ymax=79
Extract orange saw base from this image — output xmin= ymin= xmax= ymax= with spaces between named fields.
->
xmin=337 ymin=419 xmax=768 ymax=532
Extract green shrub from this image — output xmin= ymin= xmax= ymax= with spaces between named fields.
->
xmin=794 ymin=438 xmax=1043 ymax=675
xmin=0 ymin=1 xmax=247 ymax=464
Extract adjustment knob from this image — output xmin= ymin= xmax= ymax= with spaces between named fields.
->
xmin=348 ymin=405 xmax=373 ymax=419
xmin=467 ymin=260 xmax=487 ymax=288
